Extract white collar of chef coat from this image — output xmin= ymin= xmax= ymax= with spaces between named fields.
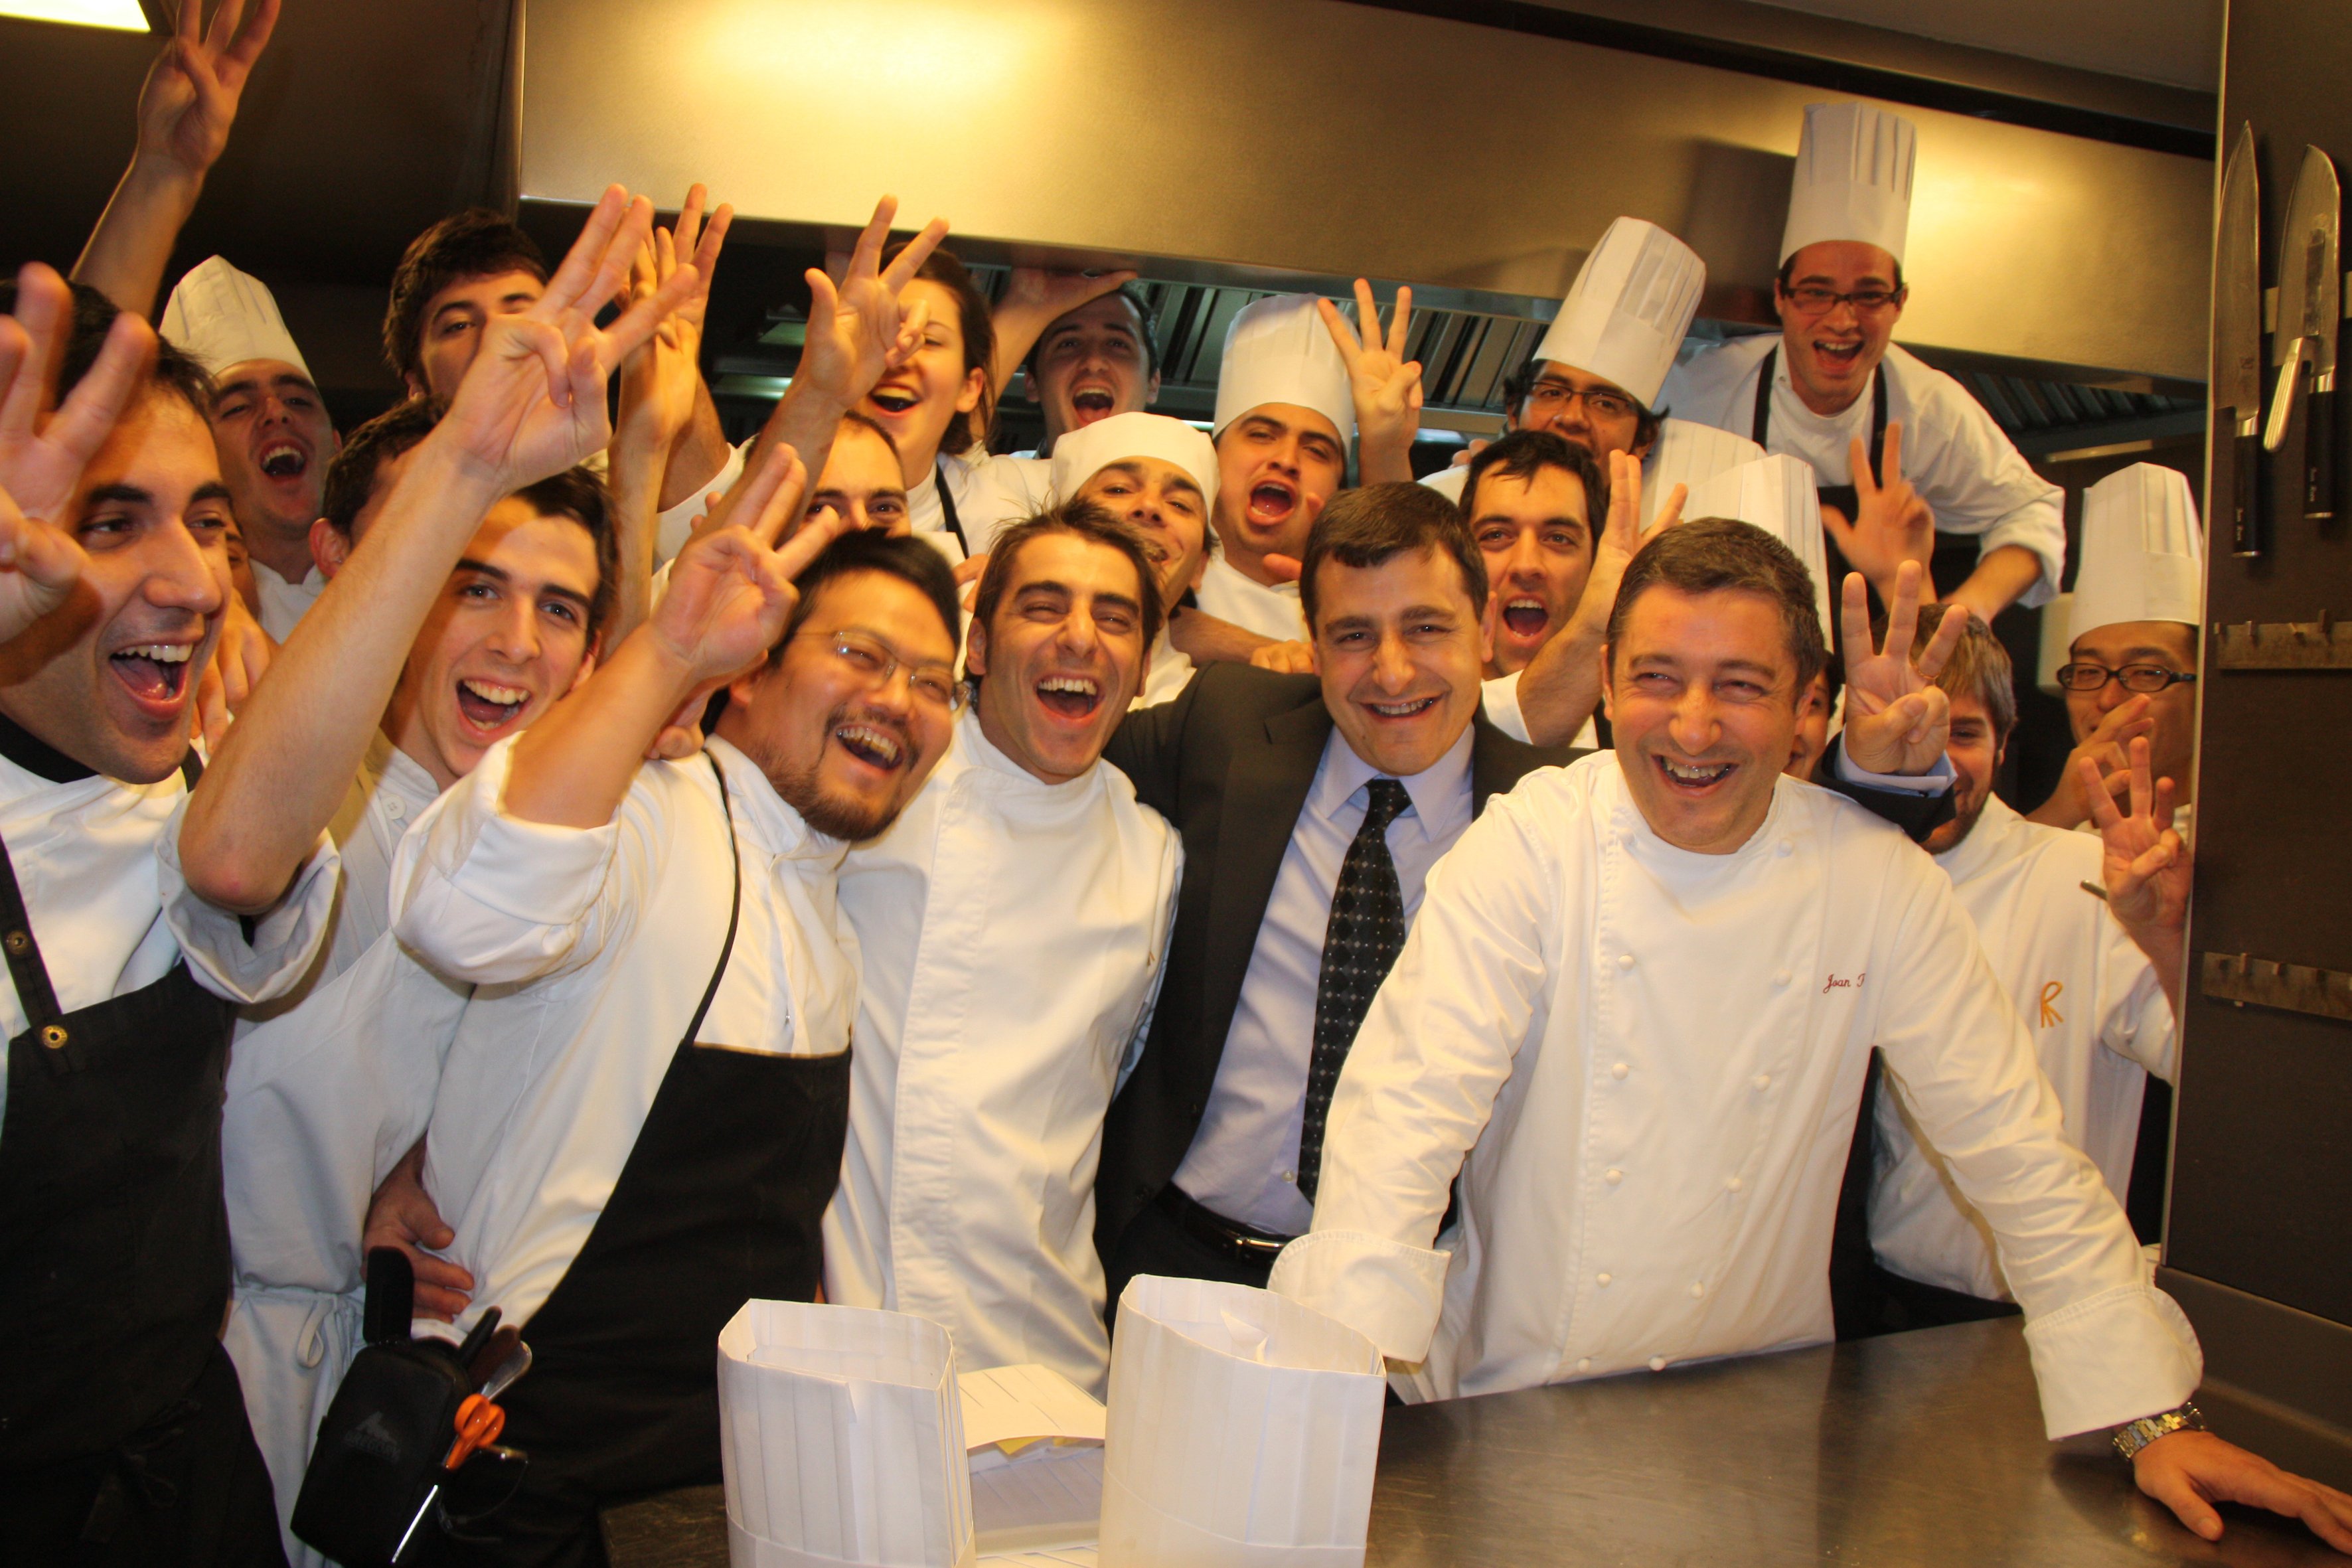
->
xmin=1310 ymin=716 xmax=1474 ymax=844
xmin=0 ymin=742 xmax=159 ymax=816
xmin=1606 ymin=757 xmax=1821 ymax=866
xmin=1931 ymin=789 xmax=2025 ymax=886
xmin=372 ymin=730 xmax=447 ymax=815
xmin=955 ymin=702 xmax=1101 ymax=795
xmin=250 ymin=555 xmax=325 ymax=594
xmin=705 ymin=734 xmax=849 ymax=868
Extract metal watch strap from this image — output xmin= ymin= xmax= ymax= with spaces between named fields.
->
xmin=2112 ymin=1402 xmax=2207 ymax=1462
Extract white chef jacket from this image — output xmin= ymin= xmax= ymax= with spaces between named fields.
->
xmin=220 ymin=732 xmax=461 ymax=1565
xmin=1872 ymin=795 xmax=2175 ymax=1300
xmin=1173 ymin=724 xmax=1474 ymax=1237
xmin=1661 ymin=336 xmax=2065 ymax=607
xmin=388 ymin=734 xmax=856 ymax=1337
xmin=1420 ymin=416 xmax=1764 ymax=526
xmin=909 ymin=449 xmax=1037 ymax=565
xmin=0 ymin=741 xmax=339 ymax=1140
xmin=1478 ymin=670 xmax=1596 ymax=750
xmin=252 ymin=558 xmax=327 ymax=643
xmin=1135 ymin=628 xmax=1196 ymax=709
xmin=1269 ymin=751 xmax=2200 ymax=1439
xmin=828 ymin=711 xmax=1179 ymax=1393
xmin=1195 ymin=554 xmax=1306 ymax=642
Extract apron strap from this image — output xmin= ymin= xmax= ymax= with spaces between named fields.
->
xmin=935 ymin=460 xmax=971 ymax=556
xmin=1750 ymin=347 xmax=1776 ymax=447
xmin=0 ymin=825 xmax=61 ymax=1029
xmin=682 ymin=751 xmax=745 ymax=1046
xmin=1866 ymin=362 xmax=1891 ymax=482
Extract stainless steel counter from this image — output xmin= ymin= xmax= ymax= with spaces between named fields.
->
xmin=604 ymin=1318 xmax=2340 ymax=1566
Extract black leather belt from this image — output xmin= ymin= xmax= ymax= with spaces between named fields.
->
xmin=1157 ymin=1184 xmax=1296 ymax=1265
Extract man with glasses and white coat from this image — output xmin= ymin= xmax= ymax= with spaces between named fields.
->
xmin=1662 ymin=102 xmax=2065 ymax=625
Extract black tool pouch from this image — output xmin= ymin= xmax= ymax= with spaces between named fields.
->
xmin=291 ymin=1249 xmax=528 ymax=1565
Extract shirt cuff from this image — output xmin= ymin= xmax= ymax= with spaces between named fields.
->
xmin=1480 ymin=670 xmax=1531 ymax=744
xmin=159 ymin=799 xmax=341 ymax=1006
xmin=1980 ymin=509 xmax=2065 ymax=611
xmin=1832 ymin=746 xmax=1956 ymax=793
xmin=654 ymin=439 xmax=749 ymax=566
xmin=2021 ymin=1279 xmax=2203 ymax=1439
xmin=1267 ymin=1229 xmax=1450 ymax=1364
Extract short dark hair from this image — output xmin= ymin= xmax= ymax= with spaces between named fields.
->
xmin=776 ymin=528 xmax=961 ymax=661
xmin=1021 ymin=283 xmax=1161 ymax=382
xmin=881 ymin=243 xmax=994 ymax=455
xmin=1460 ymin=428 xmax=1609 ymax=543
xmin=1774 ymin=252 xmax=1907 ymax=296
xmin=1498 ymin=358 xmax=1663 ymax=455
xmin=1913 ymin=602 xmax=2016 ymax=745
xmin=321 ymin=399 xmax=440 ymax=536
xmin=1605 ymin=516 xmax=1829 ymax=692
xmin=967 ymin=502 xmax=1164 ymax=694
xmin=0 ymin=278 xmax=212 ymax=422
xmin=834 ymin=408 xmax=901 ymax=463
xmin=509 ymin=467 xmax=621 ymax=643
xmin=1298 ymin=481 xmax=1488 ymax=632
xmin=384 ymin=209 xmax=548 ymax=386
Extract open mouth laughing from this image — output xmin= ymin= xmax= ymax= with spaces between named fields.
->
xmin=1244 ymin=476 xmax=1298 ymax=531
xmin=1501 ymin=596 xmax=1550 ymax=642
xmin=868 ymin=382 xmax=921 ymax=417
xmin=108 ymin=640 xmax=196 ymax=714
xmin=455 ymin=676 xmax=532 ymax=736
xmin=1810 ymin=337 xmax=1865 ymax=375
xmin=1069 ymin=383 xmax=1117 ymax=424
xmin=256 ymin=439 xmax=310 ymax=483
xmin=832 ymin=720 xmax=908 ymax=773
xmin=1654 ymin=754 xmax=1738 ymax=792
xmin=1034 ymin=672 xmax=1103 ymax=723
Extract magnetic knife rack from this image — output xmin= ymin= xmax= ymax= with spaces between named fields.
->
xmin=2202 ymin=951 xmax=2352 ymax=1023
xmin=2213 ymin=613 xmax=2352 ymax=667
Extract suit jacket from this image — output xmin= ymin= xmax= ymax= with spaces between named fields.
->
xmin=1093 ymin=663 xmax=1585 ymax=1257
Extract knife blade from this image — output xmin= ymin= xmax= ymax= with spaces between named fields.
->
xmin=2215 ymin=123 xmax=2263 ymax=556
xmin=2292 ymin=148 xmax=2340 ymax=520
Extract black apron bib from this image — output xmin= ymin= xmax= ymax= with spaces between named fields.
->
xmin=0 ymin=753 xmax=285 ymax=1564
xmin=935 ymin=460 xmax=971 ymax=557
xmin=453 ymin=755 xmax=851 ymax=1567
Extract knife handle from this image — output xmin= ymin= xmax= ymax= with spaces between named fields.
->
xmin=2220 ymin=406 xmax=2258 ymax=556
xmin=2309 ymin=384 xmax=2336 ymax=522
xmin=2234 ymin=429 xmax=2262 ymax=557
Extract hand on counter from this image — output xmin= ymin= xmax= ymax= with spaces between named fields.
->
xmin=2133 ymin=1427 xmax=2352 ymax=1553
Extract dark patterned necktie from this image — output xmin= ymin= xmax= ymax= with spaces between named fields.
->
xmin=1296 ymin=778 xmax=1413 ymax=1204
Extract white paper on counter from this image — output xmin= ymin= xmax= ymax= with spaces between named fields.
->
xmin=718 ymin=1299 xmax=977 ymax=1568
xmin=959 ymin=1364 xmax=1107 ymax=1452
xmin=1097 ymin=1277 xmax=1385 ymax=1568
xmin=959 ymin=1364 xmax=1105 ymax=1552
xmin=976 ymin=1550 xmax=1097 ymax=1567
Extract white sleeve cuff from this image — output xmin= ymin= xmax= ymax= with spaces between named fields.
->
xmin=1480 ymin=670 xmax=1531 ymax=744
xmin=1267 ymin=1228 xmax=1451 ymax=1364
xmin=654 ymin=439 xmax=749 ymax=566
xmin=1832 ymin=746 xmax=1956 ymax=794
xmin=1980 ymin=504 xmax=2066 ymax=610
xmin=160 ymin=801 xmax=341 ymax=1006
xmin=2022 ymin=1279 xmax=2203 ymax=1439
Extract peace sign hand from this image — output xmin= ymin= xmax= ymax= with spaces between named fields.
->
xmin=1319 ymin=281 xmax=1422 ymax=481
xmin=1840 ymin=560 xmax=1965 ymax=775
xmin=2084 ymin=736 xmax=2189 ymax=932
xmin=799 ymin=196 xmax=951 ymax=412
xmin=1820 ymin=422 xmax=1935 ymax=602
xmin=646 ymin=443 xmax=850 ymax=688
xmin=1573 ymin=448 xmax=1684 ymax=643
xmin=0 ymin=264 xmax=156 ymax=548
xmin=617 ymin=185 xmax=734 ymax=449
xmin=436 ymin=186 xmax=704 ymax=493
xmin=135 ymin=0 xmax=279 ymax=184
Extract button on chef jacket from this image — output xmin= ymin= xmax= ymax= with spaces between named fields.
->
xmin=828 ymin=710 xmax=1180 ymax=1394
xmin=1661 ymin=336 xmax=2065 ymax=606
xmin=1420 ymin=416 xmax=1763 ymax=526
xmin=1871 ymin=795 xmax=2174 ymax=1302
xmin=0 ymin=729 xmax=339 ymax=1140
xmin=1269 ymin=753 xmax=2199 ymax=1438
xmin=1194 ymin=554 xmax=1306 ymax=642
xmin=388 ymin=733 xmax=856 ymax=1336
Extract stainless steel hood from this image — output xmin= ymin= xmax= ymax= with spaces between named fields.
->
xmin=516 ymin=0 xmax=2212 ymax=387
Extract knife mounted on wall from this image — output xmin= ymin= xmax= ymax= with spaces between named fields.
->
xmin=2264 ymin=144 xmax=2341 ymax=531
xmin=2215 ymin=124 xmax=2262 ymax=556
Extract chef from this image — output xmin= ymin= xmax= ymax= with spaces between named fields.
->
xmin=980 ymin=270 xmax=1159 ymax=514
xmin=1869 ymin=605 xmax=2179 ymax=1328
xmin=1193 ymin=294 xmax=1356 ymax=641
xmin=1271 ymin=518 xmax=2352 ymax=1551
xmin=1425 ymin=216 xmax=1761 ymax=522
xmin=1046 ymin=410 xmax=1223 ymax=707
xmin=1452 ymin=429 xmax=1609 ymax=747
xmin=0 ymin=266 xmax=338 ymax=1565
xmin=384 ymin=516 xmax=959 ymax=1561
xmin=161 ymin=256 xmax=341 ymax=639
xmin=830 ymin=508 xmax=1180 ymax=1395
xmin=2029 ymin=463 xmax=2202 ymax=837
xmin=1662 ymin=103 xmax=2065 ymax=623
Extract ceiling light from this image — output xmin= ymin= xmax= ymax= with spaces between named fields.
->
xmin=0 ymin=1 xmax=151 ymax=31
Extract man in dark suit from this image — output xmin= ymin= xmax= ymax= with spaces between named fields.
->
xmin=1097 ymin=483 xmax=1581 ymax=1298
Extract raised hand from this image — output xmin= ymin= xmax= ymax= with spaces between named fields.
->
xmin=1576 ymin=448 xmax=1684 ymax=641
xmin=1840 ymin=561 xmax=1964 ymax=775
xmin=2029 ymin=695 xmax=2152 ymax=830
xmin=617 ymin=185 xmax=733 ymax=451
xmin=135 ymin=0 xmax=280 ymax=184
xmin=0 ymin=264 xmax=158 ymax=524
xmin=1319 ymin=280 xmax=1423 ymax=483
xmin=2085 ymin=736 xmax=2189 ymax=931
xmin=1820 ymin=423 xmax=1934 ymax=602
xmin=996 ymin=266 xmax=1137 ymax=340
xmin=435 ymin=186 xmax=702 ymax=492
xmin=0 ymin=479 xmax=91 ymax=649
xmin=796 ymin=195 xmax=950 ymax=412
xmin=647 ymin=443 xmax=847 ymax=687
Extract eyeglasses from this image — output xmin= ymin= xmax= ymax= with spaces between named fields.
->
xmin=795 ymin=628 xmax=967 ymax=711
xmin=1780 ymin=284 xmax=1904 ymax=316
xmin=1524 ymin=381 xmax=1639 ymax=422
xmin=2054 ymin=662 xmax=2198 ymax=694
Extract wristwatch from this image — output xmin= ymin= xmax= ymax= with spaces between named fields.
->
xmin=2112 ymin=1402 xmax=2207 ymax=1461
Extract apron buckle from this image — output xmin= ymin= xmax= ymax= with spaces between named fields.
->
xmin=40 ymin=1023 xmax=67 ymax=1049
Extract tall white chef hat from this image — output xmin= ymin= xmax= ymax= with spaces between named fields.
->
xmin=1684 ymin=453 xmax=1834 ymax=637
xmin=1780 ymin=102 xmax=1918 ymax=265
xmin=2070 ymin=463 xmax=2203 ymax=641
xmin=1211 ymin=294 xmax=1354 ymax=449
xmin=1048 ymin=411 xmax=1221 ymax=510
xmin=1532 ymin=217 xmax=1705 ymax=409
xmin=161 ymin=255 xmax=313 ymax=380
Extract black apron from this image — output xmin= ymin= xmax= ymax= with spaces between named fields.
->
xmin=451 ymin=755 xmax=852 ymax=1568
xmin=0 ymin=750 xmax=285 ymax=1565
